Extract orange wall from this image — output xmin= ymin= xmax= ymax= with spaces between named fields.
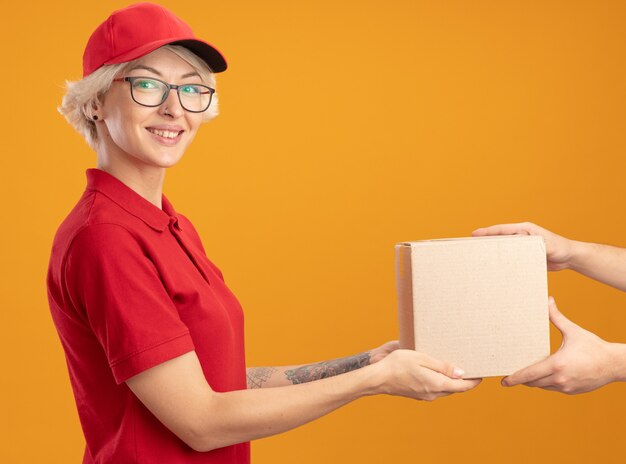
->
xmin=2 ymin=1 xmax=626 ymax=462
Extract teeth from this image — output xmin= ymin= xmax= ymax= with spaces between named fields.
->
xmin=148 ymin=128 xmax=180 ymax=139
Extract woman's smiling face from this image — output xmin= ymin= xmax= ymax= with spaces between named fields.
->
xmin=97 ymin=47 xmax=205 ymax=169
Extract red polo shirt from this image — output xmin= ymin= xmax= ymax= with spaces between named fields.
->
xmin=46 ymin=168 xmax=250 ymax=463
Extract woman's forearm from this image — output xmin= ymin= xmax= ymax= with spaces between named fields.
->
xmin=569 ymin=241 xmax=626 ymax=291
xmin=246 ymin=351 xmax=371 ymax=389
xmin=196 ymin=362 xmax=382 ymax=451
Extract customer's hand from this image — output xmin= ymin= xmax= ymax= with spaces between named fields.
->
xmin=373 ymin=349 xmax=482 ymax=401
xmin=502 ymin=297 xmax=620 ymax=394
xmin=472 ymin=222 xmax=574 ymax=271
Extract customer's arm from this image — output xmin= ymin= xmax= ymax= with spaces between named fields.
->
xmin=126 ymin=349 xmax=480 ymax=452
xmin=246 ymin=341 xmax=399 ymax=389
xmin=472 ymin=222 xmax=626 ymax=291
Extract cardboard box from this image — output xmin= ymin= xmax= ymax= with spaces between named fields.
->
xmin=395 ymin=235 xmax=550 ymax=378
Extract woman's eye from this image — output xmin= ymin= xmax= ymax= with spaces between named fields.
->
xmin=181 ymin=85 xmax=201 ymax=94
xmin=135 ymin=79 xmax=159 ymax=89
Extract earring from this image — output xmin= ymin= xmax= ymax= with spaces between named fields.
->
xmin=93 ymin=115 xmax=99 ymax=121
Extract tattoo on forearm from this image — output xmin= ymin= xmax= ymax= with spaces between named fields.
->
xmin=284 ymin=351 xmax=371 ymax=385
xmin=247 ymin=367 xmax=278 ymax=389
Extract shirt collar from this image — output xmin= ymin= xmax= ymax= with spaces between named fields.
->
xmin=85 ymin=168 xmax=177 ymax=232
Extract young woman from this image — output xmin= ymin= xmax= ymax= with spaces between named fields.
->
xmin=47 ymin=3 xmax=480 ymax=463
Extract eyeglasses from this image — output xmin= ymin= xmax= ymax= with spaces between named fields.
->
xmin=112 ymin=76 xmax=215 ymax=113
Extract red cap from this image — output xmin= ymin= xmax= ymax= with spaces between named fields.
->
xmin=82 ymin=2 xmax=227 ymax=77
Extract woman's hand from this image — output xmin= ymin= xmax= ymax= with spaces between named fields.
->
xmin=369 ymin=340 xmax=400 ymax=364
xmin=472 ymin=221 xmax=574 ymax=271
xmin=373 ymin=350 xmax=482 ymax=401
xmin=502 ymin=297 xmax=623 ymax=394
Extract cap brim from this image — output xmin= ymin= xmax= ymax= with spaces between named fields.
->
xmin=102 ymin=36 xmax=228 ymax=73
xmin=170 ymin=39 xmax=227 ymax=73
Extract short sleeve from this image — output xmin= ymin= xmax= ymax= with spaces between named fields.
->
xmin=64 ymin=223 xmax=195 ymax=384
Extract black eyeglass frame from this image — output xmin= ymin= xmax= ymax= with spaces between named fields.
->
xmin=112 ymin=76 xmax=215 ymax=113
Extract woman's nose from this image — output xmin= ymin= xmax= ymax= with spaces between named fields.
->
xmin=159 ymin=88 xmax=184 ymax=118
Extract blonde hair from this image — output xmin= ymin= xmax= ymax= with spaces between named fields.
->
xmin=58 ymin=45 xmax=219 ymax=150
